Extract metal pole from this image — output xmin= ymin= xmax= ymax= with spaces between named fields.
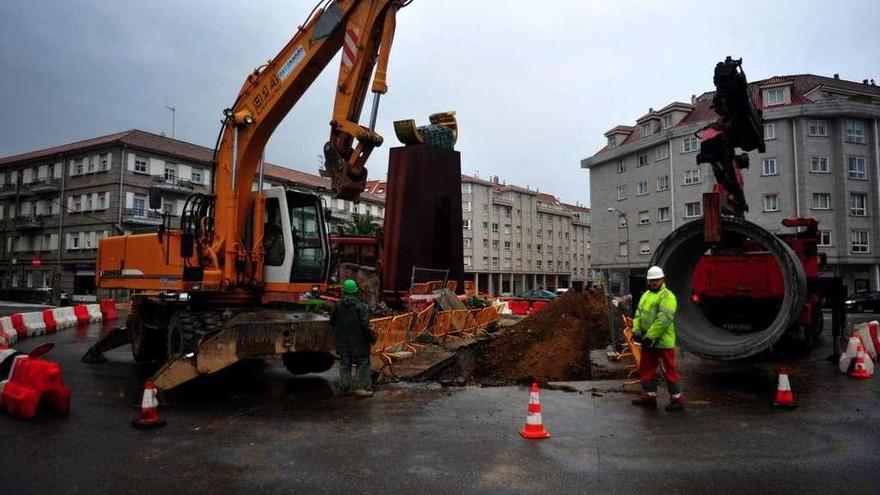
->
xmin=625 ymin=213 xmax=631 ymax=296
xmin=368 ymin=93 xmax=381 ymax=132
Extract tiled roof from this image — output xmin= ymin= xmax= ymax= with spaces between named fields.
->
xmin=591 ymin=74 xmax=880 ymax=158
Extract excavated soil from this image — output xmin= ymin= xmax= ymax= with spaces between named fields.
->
xmin=439 ymin=290 xmax=610 ymax=385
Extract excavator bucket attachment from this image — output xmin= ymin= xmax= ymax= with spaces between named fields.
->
xmin=321 ymin=142 xmax=368 ymax=201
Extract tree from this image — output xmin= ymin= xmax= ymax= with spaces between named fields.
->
xmin=341 ymin=212 xmax=380 ymax=236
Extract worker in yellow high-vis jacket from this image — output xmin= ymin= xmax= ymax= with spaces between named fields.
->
xmin=631 ymin=266 xmax=685 ymax=412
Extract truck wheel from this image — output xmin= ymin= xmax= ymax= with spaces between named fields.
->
xmin=282 ymin=351 xmax=336 ymax=375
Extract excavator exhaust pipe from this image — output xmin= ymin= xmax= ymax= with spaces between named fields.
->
xmin=650 ymin=216 xmax=807 ymax=360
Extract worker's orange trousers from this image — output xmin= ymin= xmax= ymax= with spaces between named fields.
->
xmin=639 ymin=348 xmax=681 ymax=395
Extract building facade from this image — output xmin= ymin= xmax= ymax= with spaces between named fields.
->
xmin=460 ymin=174 xmax=591 ymax=295
xmin=582 ymin=74 xmax=880 ymax=294
xmin=0 ymin=130 xmax=384 ymax=302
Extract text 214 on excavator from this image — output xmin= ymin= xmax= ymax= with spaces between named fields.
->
xmin=86 ymin=0 xmax=409 ymax=391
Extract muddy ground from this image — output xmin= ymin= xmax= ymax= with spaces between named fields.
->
xmin=436 ymin=290 xmax=611 ymax=385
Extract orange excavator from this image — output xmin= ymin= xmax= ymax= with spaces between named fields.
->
xmin=83 ymin=0 xmax=409 ymax=390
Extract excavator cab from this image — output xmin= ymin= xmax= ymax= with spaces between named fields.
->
xmin=262 ymin=188 xmax=331 ymax=286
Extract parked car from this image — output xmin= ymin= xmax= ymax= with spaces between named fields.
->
xmin=555 ymin=288 xmax=570 ymax=296
xmin=844 ymin=290 xmax=880 ymax=312
xmin=517 ymin=289 xmax=557 ymax=301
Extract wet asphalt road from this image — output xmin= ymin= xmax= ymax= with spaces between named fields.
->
xmin=1 ymin=306 xmax=879 ymax=494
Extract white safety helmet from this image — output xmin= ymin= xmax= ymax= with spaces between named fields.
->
xmin=646 ymin=266 xmax=665 ymax=280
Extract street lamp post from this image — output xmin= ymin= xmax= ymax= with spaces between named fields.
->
xmin=607 ymin=207 xmax=631 ymax=295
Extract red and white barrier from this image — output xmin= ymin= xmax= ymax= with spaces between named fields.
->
xmin=99 ymin=299 xmax=118 ymax=320
xmin=51 ymin=307 xmax=76 ymax=330
xmin=85 ymin=304 xmax=103 ymax=323
xmin=73 ymin=305 xmax=90 ymax=326
xmin=0 ymin=348 xmax=71 ymax=419
xmin=0 ymin=317 xmax=16 ymax=346
xmin=21 ymin=312 xmax=46 ymax=337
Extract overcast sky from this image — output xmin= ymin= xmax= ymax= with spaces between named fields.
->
xmin=1 ymin=1 xmax=878 ymax=206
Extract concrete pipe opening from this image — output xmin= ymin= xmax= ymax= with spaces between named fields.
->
xmin=650 ymin=217 xmax=806 ymax=360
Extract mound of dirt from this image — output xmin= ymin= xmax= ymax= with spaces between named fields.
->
xmin=444 ymin=290 xmax=610 ymax=385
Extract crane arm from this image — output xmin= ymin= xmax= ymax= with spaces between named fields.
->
xmin=211 ymin=0 xmax=403 ymax=287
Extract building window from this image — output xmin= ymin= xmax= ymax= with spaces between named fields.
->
xmin=850 ymin=193 xmax=867 ymax=216
xmin=464 ymin=256 xmax=472 ymax=266
xmin=86 ymin=195 xmax=94 ymax=211
xmin=655 ymin=143 xmax=669 ymax=160
xmin=165 ymin=163 xmax=177 ymax=181
xmin=637 ymin=181 xmax=648 ymax=196
xmin=762 ymin=158 xmax=778 ymax=176
xmin=191 ymin=169 xmax=203 ymax=184
xmin=764 ymin=88 xmax=784 ymax=106
xmin=851 ymin=230 xmax=869 ymax=253
xmin=491 ymin=223 xmax=498 ymax=233
xmin=462 ymin=200 xmax=472 ymax=212
xmin=537 ymin=260 xmax=543 ymax=269
xmin=682 ymin=136 xmax=700 ymax=153
xmin=100 ymin=154 xmax=110 ymax=171
xmin=684 ymin=201 xmax=702 ymax=218
xmin=491 ymin=257 xmax=498 ymax=268
xmin=504 ymin=241 xmax=511 ymax=251
xmin=618 ymin=242 xmax=628 ymax=257
xmin=811 ymin=193 xmax=830 ymax=210
xmin=641 ymin=122 xmax=653 ymax=137
xmin=763 ymin=194 xmax=779 ymax=212
xmin=639 ymin=240 xmax=651 ymax=255
xmin=638 ymin=210 xmax=650 ymax=225
xmin=656 ymin=175 xmax=669 ymax=191
xmin=133 ymin=194 xmax=147 ymax=215
xmin=846 ymin=120 xmax=865 ymax=144
xmin=462 ymin=219 xmax=471 ymax=230
xmin=608 ymin=135 xmax=617 ymax=149
xmin=848 ymin=157 xmax=867 ymax=180
xmin=683 ymin=169 xmax=701 ymax=185
xmin=763 ymin=123 xmax=776 ymax=140
xmin=134 ymin=156 xmax=148 ymax=174
xmin=73 ymin=196 xmax=82 ymax=212
xmin=87 ymin=156 xmax=96 ymax=173
xmin=818 ymin=230 xmax=832 ymax=246
xmin=461 ymin=183 xmax=472 ymax=194
xmin=808 ymin=120 xmax=828 ymax=137
xmin=637 ymin=154 xmax=648 ymax=167
xmin=74 ymin=158 xmax=84 ymax=175
xmin=810 ymin=156 xmax=829 ymax=173
xmin=617 ymin=185 xmax=627 ymax=200
xmin=617 ymin=160 xmax=626 ymax=173
xmin=661 ymin=114 xmax=673 ymax=129
xmin=658 ymin=207 xmax=670 ymax=222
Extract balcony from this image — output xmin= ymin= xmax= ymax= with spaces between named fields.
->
xmin=492 ymin=194 xmax=514 ymax=207
xmin=28 ymin=177 xmax=62 ymax=194
xmin=151 ymin=176 xmax=195 ymax=194
xmin=122 ymin=208 xmax=163 ymax=226
xmin=0 ymin=182 xmax=17 ymax=199
xmin=14 ymin=215 xmax=44 ymax=231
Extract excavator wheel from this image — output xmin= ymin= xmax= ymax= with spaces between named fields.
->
xmin=166 ymin=311 xmax=224 ymax=360
xmin=129 ymin=309 xmax=167 ymax=363
xmin=282 ymin=351 xmax=336 ymax=375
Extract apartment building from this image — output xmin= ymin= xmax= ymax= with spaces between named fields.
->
xmin=581 ymin=74 xmax=880 ymax=294
xmin=461 ymin=174 xmax=591 ymax=295
xmin=0 ymin=130 xmax=384 ymax=302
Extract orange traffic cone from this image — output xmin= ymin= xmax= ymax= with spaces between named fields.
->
xmin=131 ymin=379 xmax=166 ymax=429
xmin=519 ymin=382 xmax=550 ymax=439
xmin=772 ymin=367 xmax=796 ymax=409
xmin=850 ymin=344 xmax=873 ymax=379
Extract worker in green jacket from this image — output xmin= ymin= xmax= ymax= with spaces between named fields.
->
xmin=330 ymin=279 xmax=376 ymax=398
xmin=631 ymin=266 xmax=684 ymax=411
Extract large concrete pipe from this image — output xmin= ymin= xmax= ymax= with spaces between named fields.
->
xmin=651 ymin=217 xmax=807 ymax=359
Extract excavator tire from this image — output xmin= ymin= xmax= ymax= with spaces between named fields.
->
xmin=166 ymin=311 xmax=224 ymax=360
xmin=129 ymin=308 xmax=167 ymax=363
xmin=651 ymin=216 xmax=807 ymax=360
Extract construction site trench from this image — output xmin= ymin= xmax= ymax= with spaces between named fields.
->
xmin=430 ymin=290 xmax=611 ymax=386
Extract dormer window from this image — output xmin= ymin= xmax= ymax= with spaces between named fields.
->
xmin=764 ymin=88 xmax=785 ymax=106
xmin=608 ymin=135 xmax=618 ymax=148
xmin=661 ymin=114 xmax=673 ymax=129
xmin=641 ymin=122 xmax=653 ymax=137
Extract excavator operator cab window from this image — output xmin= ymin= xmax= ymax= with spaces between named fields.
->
xmin=264 ymin=197 xmax=286 ymax=266
xmin=286 ymin=191 xmax=329 ymax=282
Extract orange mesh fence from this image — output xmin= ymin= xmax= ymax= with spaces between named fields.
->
xmin=446 ymin=280 xmax=458 ymax=292
xmin=432 ymin=311 xmax=455 ymax=337
xmin=386 ymin=313 xmax=414 ymax=352
xmin=426 ymin=280 xmax=445 ymax=292
xmin=463 ymin=309 xmax=480 ymax=334
xmin=464 ymin=280 xmax=476 ymax=296
xmin=449 ymin=309 xmax=468 ymax=335
xmin=411 ymin=303 xmax=435 ymax=338
xmin=410 ymin=282 xmax=431 ymax=295
xmin=370 ymin=316 xmax=395 ymax=353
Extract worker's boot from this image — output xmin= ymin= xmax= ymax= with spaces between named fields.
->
xmin=631 ymin=394 xmax=657 ymax=408
xmin=665 ymin=396 xmax=685 ymax=412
